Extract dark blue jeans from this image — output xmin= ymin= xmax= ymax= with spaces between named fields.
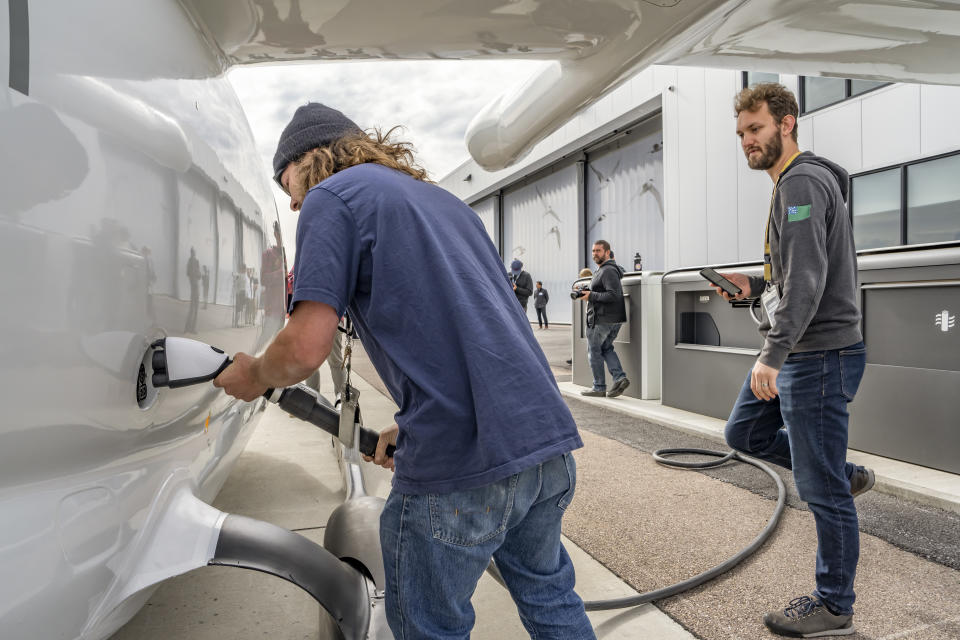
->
xmin=725 ymin=342 xmax=866 ymax=615
xmin=536 ymin=306 xmax=548 ymax=328
xmin=379 ymin=453 xmax=595 ymax=639
xmin=586 ymin=322 xmax=626 ymax=391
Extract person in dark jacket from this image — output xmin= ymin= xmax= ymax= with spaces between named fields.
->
xmin=578 ymin=240 xmax=629 ymax=397
xmin=184 ymin=247 xmax=200 ymax=334
xmin=715 ymin=83 xmax=873 ymax=638
xmin=510 ymin=259 xmax=534 ymax=310
xmin=533 ymin=281 xmax=549 ymax=329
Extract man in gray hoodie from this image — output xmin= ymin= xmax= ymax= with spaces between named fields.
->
xmin=712 ymin=83 xmax=873 ymax=638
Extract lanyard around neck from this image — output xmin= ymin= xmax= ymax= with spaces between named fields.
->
xmin=763 ymin=151 xmax=802 ymax=282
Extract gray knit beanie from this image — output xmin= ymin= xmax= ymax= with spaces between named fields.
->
xmin=272 ymin=103 xmax=362 ymax=185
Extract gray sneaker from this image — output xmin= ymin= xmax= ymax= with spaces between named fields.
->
xmin=606 ymin=377 xmax=630 ymax=398
xmin=849 ymin=465 xmax=875 ymax=497
xmin=764 ymin=595 xmax=854 ymax=637
xmin=580 ymin=389 xmax=605 ymax=397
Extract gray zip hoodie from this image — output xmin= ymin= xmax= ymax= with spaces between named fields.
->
xmin=746 ymin=152 xmax=862 ymax=369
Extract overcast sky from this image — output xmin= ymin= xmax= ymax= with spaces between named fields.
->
xmin=228 ymin=60 xmax=547 ymax=261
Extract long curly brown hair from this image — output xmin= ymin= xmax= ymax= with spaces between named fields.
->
xmin=291 ymin=126 xmax=430 ymax=196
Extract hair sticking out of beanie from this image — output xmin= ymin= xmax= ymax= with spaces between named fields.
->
xmin=273 ymin=103 xmax=361 ymax=184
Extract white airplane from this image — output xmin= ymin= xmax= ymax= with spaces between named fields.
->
xmin=2 ymin=1 xmax=958 ymax=639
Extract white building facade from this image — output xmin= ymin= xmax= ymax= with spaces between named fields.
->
xmin=441 ymin=65 xmax=960 ymax=326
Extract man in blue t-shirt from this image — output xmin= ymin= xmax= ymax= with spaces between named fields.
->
xmin=214 ymin=103 xmax=594 ymax=640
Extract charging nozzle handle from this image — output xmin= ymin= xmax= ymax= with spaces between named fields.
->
xmin=358 ymin=427 xmax=396 ymax=461
xmin=150 ymin=338 xmax=232 ymax=389
xmin=266 ymin=383 xmax=395 ymax=459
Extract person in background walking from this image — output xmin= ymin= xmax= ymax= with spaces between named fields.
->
xmin=533 ymin=281 xmax=549 ymax=329
xmin=201 ymin=265 xmax=210 ymax=309
xmin=184 ymin=247 xmax=200 ymax=334
xmin=579 ymin=240 xmax=630 ymax=398
xmin=233 ymin=264 xmax=247 ymax=327
xmin=510 ymin=259 xmax=534 ymax=311
xmin=260 ymin=222 xmax=286 ymax=333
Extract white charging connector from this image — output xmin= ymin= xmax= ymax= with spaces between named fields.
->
xmin=151 ymin=337 xmax=231 ymax=388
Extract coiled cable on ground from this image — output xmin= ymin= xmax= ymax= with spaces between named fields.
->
xmin=487 ymin=448 xmax=787 ymax=611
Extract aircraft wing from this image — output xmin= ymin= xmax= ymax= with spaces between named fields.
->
xmin=185 ymin=0 xmax=960 ymax=168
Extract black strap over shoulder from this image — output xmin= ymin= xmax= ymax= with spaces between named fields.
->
xmin=337 ymin=312 xmax=359 ymax=338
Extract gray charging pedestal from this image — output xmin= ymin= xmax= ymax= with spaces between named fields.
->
xmin=850 ymin=246 xmax=960 ymax=475
xmin=572 ymin=275 xmax=592 ymax=389
xmin=571 ymin=272 xmax=662 ymax=399
xmin=661 ymin=264 xmax=764 ymax=418
xmin=661 ymin=251 xmax=960 ymax=476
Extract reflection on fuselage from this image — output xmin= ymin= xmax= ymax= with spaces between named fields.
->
xmin=0 ymin=5 xmax=285 ymax=636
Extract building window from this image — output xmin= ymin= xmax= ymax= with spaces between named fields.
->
xmin=907 ymin=154 xmax=960 ymax=245
xmin=741 ymin=71 xmax=779 ymax=89
xmin=850 ymin=79 xmax=888 ymax=97
xmin=800 ymin=77 xmax=890 ymax=114
xmin=852 ymin=169 xmax=901 ymax=250
xmin=850 ymin=151 xmax=960 ymax=250
xmin=801 ymin=77 xmax=846 ymax=113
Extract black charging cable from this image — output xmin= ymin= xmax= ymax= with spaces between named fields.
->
xmin=486 ymin=448 xmax=786 ymax=610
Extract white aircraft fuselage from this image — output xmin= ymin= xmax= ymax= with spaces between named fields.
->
xmin=1 ymin=2 xmax=283 ymax=638
xmin=2 ymin=1 xmax=959 ymax=639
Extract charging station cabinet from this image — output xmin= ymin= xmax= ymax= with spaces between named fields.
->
xmin=661 ymin=264 xmax=764 ymax=418
xmin=660 ymin=249 xmax=960 ymax=475
xmin=849 ymin=246 xmax=960 ymax=474
xmin=572 ymin=275 xmax=592 ymax=390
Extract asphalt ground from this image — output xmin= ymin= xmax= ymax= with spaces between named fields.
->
xmin=349 ymin=323 xmax=960 ymax=640
xmin=564 ymin=430 xmax=960 ymax=640
xmin=561 ymin=396 xmax=960 ymax=572
xmin=531 ymin=324 xmax=575 ymax=382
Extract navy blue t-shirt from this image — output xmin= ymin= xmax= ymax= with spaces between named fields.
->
xmin=290 ymin=163 xmax=582 ymax=494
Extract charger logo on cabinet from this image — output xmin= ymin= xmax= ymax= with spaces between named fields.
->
xmin=935 ymin=310 xmax=955 ymax=333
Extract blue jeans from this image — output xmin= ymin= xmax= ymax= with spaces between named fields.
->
xmin=536 ymin=307 xmax=548 ymax=328
xmin=379 ymin=453 xmax=595 ymax=640
xmin=724 ymin=342 xmax=866 ymax=615
xmin=586 ymin=323 xmax=626 ymax=391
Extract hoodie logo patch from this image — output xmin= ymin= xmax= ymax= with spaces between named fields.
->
xmin=787 ymin=204 xmax=811 ymax=222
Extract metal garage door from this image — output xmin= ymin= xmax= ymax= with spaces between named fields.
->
xmin=502 ymin=162 xmax=580 ymax=324
xmin=586 ymin=124 xmax=664 ymax=271
xmin=470 ymin=195 xmax=497 ymax=246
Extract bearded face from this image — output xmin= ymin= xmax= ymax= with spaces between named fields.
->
xmin=744 ymin=125 xmax=783 ymax=171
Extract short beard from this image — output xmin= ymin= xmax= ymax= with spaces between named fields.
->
xmin=747 ymin=133 xmax=783 ymax=171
